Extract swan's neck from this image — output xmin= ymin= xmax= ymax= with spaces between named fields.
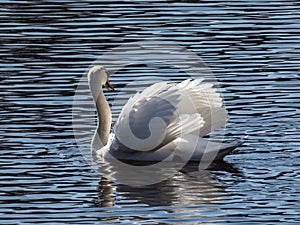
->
xmin=90 ymin=83 xmax=112 ymax=153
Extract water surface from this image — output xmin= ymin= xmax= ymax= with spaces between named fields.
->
xmin=1 ymin=0 xmax=299 ymax=224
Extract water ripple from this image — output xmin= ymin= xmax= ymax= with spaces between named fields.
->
xmin=0 ymin=0 xmax=299 ymax=224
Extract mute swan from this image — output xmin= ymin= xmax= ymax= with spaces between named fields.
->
xmin=89 ymin=66 xmax=243 ymax=162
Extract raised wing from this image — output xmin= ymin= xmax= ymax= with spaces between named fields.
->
xmin=110 ymin=81 xmax=205 ymax=153
xmin=176 ymin=79 xmax=228 ymax=137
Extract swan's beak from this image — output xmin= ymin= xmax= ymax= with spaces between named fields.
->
xmin=105 ymin=79 xmax=115 ymax=91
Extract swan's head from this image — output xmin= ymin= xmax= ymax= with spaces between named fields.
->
xmin=88 ymin=66 xmax=114 ymax=91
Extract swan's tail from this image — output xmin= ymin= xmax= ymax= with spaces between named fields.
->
xmin=215 ymin=137 xmax=245 ymax=160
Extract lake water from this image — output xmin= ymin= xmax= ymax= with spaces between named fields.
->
xmin=1 ymin=0 xmax=299 ymax=224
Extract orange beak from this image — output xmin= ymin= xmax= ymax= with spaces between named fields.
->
xmin=105 ymin=79 xmax=115 ymax=91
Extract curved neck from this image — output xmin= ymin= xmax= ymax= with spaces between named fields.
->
xmin=90 ymin=82 xmax=112 ymax=153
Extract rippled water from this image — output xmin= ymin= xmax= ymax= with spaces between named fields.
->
xmin=1 ymin=0 xmax=300 ymax=224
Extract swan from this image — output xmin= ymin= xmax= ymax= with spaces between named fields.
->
xmin=89 ymin=65 xmax=243 ymax=162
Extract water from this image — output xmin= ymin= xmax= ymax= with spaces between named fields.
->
xmin=1 ymin=0 xmax=299 ymax=224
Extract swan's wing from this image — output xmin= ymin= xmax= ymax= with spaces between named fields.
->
xmin=176 ymin=79 xmax=228 ymax=136
xmin=110 ymin=82 xmax=205 ymax=153
xmin=109 ymin=79 xmax=228 ymax=154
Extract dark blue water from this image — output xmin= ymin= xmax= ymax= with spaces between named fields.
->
xmin=1 ymin=0 xmax=299 ymax=224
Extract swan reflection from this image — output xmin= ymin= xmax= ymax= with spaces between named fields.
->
xmin=96 ymin=160 xmax=240 ymax=208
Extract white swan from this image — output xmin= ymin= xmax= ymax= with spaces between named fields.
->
xmin=89 ymin=66 xmax=243 ymax=162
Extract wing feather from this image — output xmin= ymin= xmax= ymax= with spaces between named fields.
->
xmin=176 ymin=79 xmax=228 ymax=136
xmin=110 ymin=78 xmax=228 ymax=153
xmin=111 ymin=82 xmax=182 ymax=152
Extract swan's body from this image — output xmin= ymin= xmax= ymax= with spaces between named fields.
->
xmin=89 ymin=66 xmax=243 ymax=162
